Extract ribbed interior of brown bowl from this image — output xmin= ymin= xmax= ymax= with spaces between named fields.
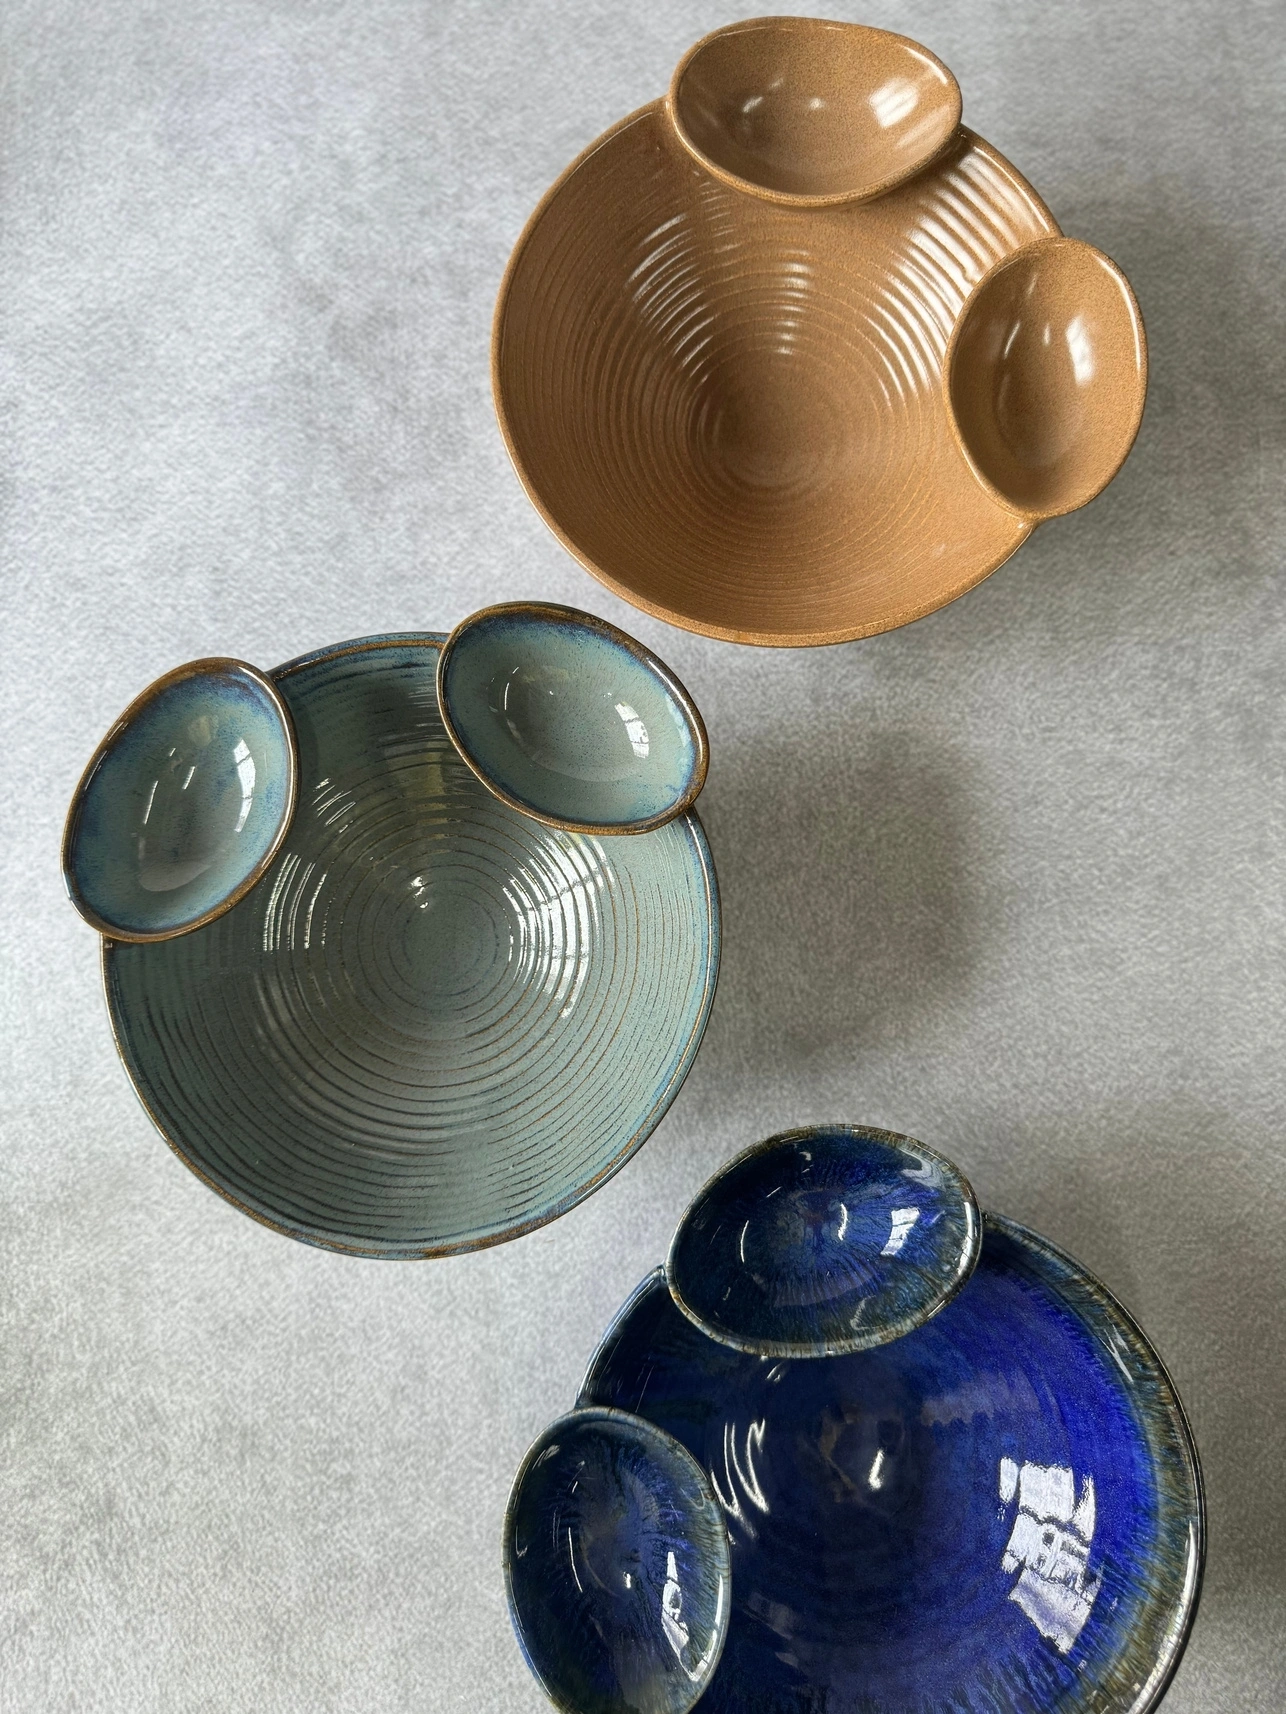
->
xmin=496 ymin=109 xmax=1058 ymax=646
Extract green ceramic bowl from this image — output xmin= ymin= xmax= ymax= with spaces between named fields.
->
xmin=103 ymin=634 xmax=720 ymax=1257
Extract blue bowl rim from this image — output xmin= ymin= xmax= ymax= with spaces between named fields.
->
xmin=99 ymin=632 xmax=721 ymax=1260
xmin=62 ymin=655 xmax=299 ymax=943
xmin=436 ymin=601 xmax=710 ymax=836
xmin=664 ymin=1122 xmax=982 ymax=1358
xmin=502 ymin=1403 xmax=733 ymax=1714
xmin=585 ymin=1212 xmax=1207 ymax=1714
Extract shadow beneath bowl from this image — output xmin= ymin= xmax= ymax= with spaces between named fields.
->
xmin=696 ymin=727 xmax=980 ymax=1077
xmin=994 ymin=178 xmax=1285 ymax=619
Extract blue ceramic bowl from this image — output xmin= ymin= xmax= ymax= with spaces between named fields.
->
xmin=102 ymin=635 xmax=719 ymax=1257
xmin=582 ymin=1217 xmax=1203 ymax=1714
xmin=667 ymin=1124 xmax=980 ymax=1358
xmin=505 ymin=1407 xmax=731 ymax=1714
xmin=437 ymin=603 xmax=708 ymax=834
xmin=62 ymin=658 xmax=297 ymax=941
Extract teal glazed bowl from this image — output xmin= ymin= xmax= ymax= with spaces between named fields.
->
xmin=62 ymin=658 xmax=297 ymax=941
xmin=437 ymin=603 xmax=708 ymax=835
xmin=102 ymin=634 xmax=720 ymax=1257
xmin=505 ymin=1407 xmax=732 ymax=1714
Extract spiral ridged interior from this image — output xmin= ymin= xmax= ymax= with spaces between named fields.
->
xmin=104 ymin=636 xmax=719 ymax=1257
xmin=495 ymin=108 xmax=1058 ymax=645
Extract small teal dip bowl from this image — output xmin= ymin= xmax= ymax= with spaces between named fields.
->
xmin=437 ymin=603 xmax=708 ymax=834
xmin=505 ymin=1407 xmax=731 ymax=1714
xmin=62 ymin=658 xmax=297 ymax=941
xmin=666 ymin=1124 xmax=980 ymax=1358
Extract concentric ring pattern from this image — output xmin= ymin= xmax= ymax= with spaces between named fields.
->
xmin=103 ymin=635 xmax=719 ymax=1257
xmin=580 ymin=1218 xmax=1203 ymax=1714
xmin=494 ymin=107 xmax=1059 ymax=645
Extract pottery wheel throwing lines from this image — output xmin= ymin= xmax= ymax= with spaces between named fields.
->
xmin=103 ymin=635 xmax=719 ymax=1257
xmin=494 ymin=19 xmax=1147 ymax=647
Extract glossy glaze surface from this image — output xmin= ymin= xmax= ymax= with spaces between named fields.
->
xmin=947 ymin=236 xmax=1147 ymax=518
xmin=437 ymin=603 xmax=707 ymax=834
xmin=62 ymin=659 xmax=296 ymax=941
xmin=668 ymin=17 xmax=961 ymax=207
xmin=582 ymin=1218 xmax=1203 ymax=1714
xmin=103 ymin=635 xmax=719 ymax=1257
xmin=666 ymin=1125 xmax=979 ymax=1357
xmin=505 ymin=1408 xmax=731 ymax=1714
xmin=494 ymin=106 xmax=1057 ymax=647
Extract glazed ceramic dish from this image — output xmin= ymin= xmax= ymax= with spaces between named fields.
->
xmin=62 ymin=658 xmax=296 ymax=941
xmin=582 ymin=1218 xmax=1203 ymax=1714
xmin=666 ymin=1125 xmax=980 ymax=1357
xmin=947 ymin=235 xmax=1147 ymax=520
xmin=505 ymin=1407 xmax=731 ymax=1714
xmin=103 ymin=634 xmax=719 ymax=1257
xmin=669 ymin=17 xmax=961 ymax=207
xmin=437 ymin=602 xmax=708 ymax=835
xmin=495 ymin=29 xmax=1147 ymax=647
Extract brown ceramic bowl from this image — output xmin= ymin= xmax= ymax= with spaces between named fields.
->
xmin=946 ymin=236 xmax=1147 ymax=520
xmin=494 ymin=105 xmax=1061 ymax=647
xmin=668 ymin=16 xmax=962 ymax=208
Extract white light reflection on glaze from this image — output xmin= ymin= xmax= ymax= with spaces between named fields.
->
xmin=881 ymin=1207 xmax=921 ymax=1256
xmin=712 ymin=1418 xmax=769 ymax=1539
xmin=614 ymin=702 xmax=650 ymax=760
xmin=870 ymin=78 xmax=918 ymax=130
xmin=661 ymin=1549 xmax=725 ymax=1683
xmin=867 ymin=1448 xmax=886 ymax=1490
xmin=998 ymin=1459 xmax=1101 ymax=1653
xmin=1066 ymin=315 xmax=1095 ymax=385
xmin=232 ymin=737 xmax=256 ymax=834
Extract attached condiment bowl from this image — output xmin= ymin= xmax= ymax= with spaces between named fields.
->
xmin=437 ymin=603 xmax=708 ymax=835
xmin=668 ymin=16 xmax=961 ymax=207
xmin=504 ymin=1407 xmax=731 ymax=1714
xmin=666 ymin=1124 xmax=980 ymax=1357
xmin=62 ymin=658 xmax=296 ymax=941
xmin=946 ymin=235 xmax=1148 ymax=520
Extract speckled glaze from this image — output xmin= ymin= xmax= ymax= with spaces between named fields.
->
xmin=494 ymin=104 xmax=1065 ymax=649
xmin=582 ymin=1217 xmax=1204 ymax=1714
xmin=668 ymin=17 xmax=961 ymax=208
xmin=946 ymin=236 xmax=1147 ymax=520
xmin=437 ymin=603 xmax=708 ymax=835
xmin=62 ymin=658 xmax=296 ymax=941
xmin=102 ymin=635 xmax=719 ymax=1257
xmin=666 ymin=1125 xmax=979 ymax=1357
xmin=505 ymin=1408 xmax=731 ymax=1714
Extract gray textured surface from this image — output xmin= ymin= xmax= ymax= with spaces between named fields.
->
xmin=2 ymin=1 xmax=1283 ymax=1708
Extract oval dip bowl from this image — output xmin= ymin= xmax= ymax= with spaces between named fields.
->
xmin=668 ymin=16 xmax=961 ymax=208
xmin=667 ymin=1124 xmax=980 ymax=1358
xmin=505 ymin=1407 xmax=731 ymax=1714
xmin=583 ymin=1218 xmax=1204 ymax=1714
xmin=102 ymin=634 xmax=720 ymax=1258
xmin=437 ymin=603 xmax=708 ymax=835
xmin=946 ymin=235 xmax=1148 ymax=520
xmin=62 ymin=658 xmax=297 ymax=941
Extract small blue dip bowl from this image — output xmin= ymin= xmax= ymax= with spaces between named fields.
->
xmin=667 ymin=1124 xmax=980 ymax=1358
xmin=62 ymin=657 xmax=296 ymax=941
xmin=437 ymin=603 xmax=708 ymax=834
xmin=505 ymin=1407 xmax=731 ymax=1714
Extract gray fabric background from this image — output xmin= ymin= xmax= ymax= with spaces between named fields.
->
xmin=2 ymin=1 xmax=1283 ymax=1707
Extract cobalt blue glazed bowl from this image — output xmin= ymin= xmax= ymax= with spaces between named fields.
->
xmin=62 ymin=658 xmax=297 ymax=941
xmin=582 ymin=1216 xmax=1203 ymax=1714
xmin=666 ymin=1124 xmax=980 ymax=1357
xmin=102 ymin=634 xmax=720 ymax=1257
xmin=505 ymin=1407 xmax=731 ymax=1714
xmin=437 ymin=603 xmax=708 ymax=835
